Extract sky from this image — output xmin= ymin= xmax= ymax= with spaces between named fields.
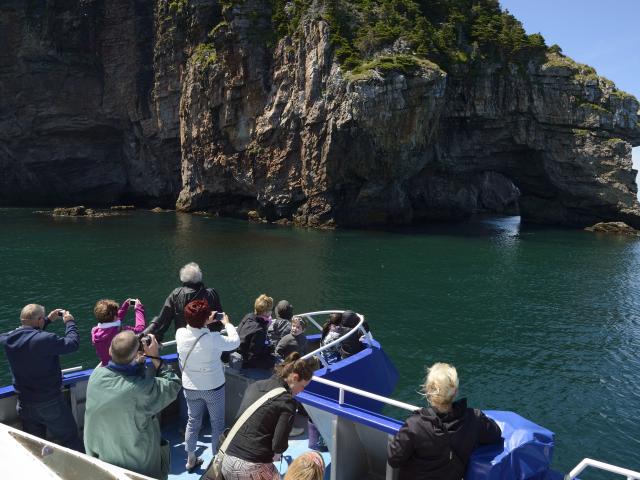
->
xmin=499 ymin=0 xmax=640 ymax=189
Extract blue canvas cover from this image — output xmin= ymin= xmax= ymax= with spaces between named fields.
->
xmin=467 ymin=410 xmax=555 ymax=480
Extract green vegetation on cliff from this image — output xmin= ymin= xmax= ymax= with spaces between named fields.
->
xmin=270 ymin=0 xmax=548 ymax=73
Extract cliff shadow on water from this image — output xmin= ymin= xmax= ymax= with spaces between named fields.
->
xmin=1 ymin=0 xmax=639 ymax=230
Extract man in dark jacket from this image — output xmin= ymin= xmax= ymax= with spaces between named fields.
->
xmin=0 ymin=304 xmax=82 ymax=451
xmin=387 ymin=363 xmax=502 ymax=480
xmin=145 ymin=262 xmax=222 ymax=341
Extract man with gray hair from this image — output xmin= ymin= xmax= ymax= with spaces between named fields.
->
xmin=84 ymin=331 xmax=181 ymax=479
xmin=145 ymin=262 xmax=223 ymax=341
xmin=0 ymin=304 xmax=82 ymax=450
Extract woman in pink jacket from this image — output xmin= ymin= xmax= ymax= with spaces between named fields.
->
xmin=91 ymin=298 xmax=146 ymax=366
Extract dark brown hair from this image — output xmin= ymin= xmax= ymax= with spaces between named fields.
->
xmin=184 ymin=299 xmax=211 ymax=328
xmin=275 ymin=352 xmax=318 ymax=381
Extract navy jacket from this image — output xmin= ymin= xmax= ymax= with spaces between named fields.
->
xmin=0 ymin=320 xmax=79 ymax=403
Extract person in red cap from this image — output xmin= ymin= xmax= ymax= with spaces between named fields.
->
xmin=176 ymin=299 xmax=240 ymax=471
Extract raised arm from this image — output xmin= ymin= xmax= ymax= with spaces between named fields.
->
xmin=116 ymin=300 xmax=130 ymax=321
xmin=46 ymin=313 xmax=80 ymax=355
xmin=133 ymin=300 xmax=146 ymax=333
xmin=210 ymin=314 xmax=240 ymax=351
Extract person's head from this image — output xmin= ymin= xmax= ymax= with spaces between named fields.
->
xmin=254 ymin=294 xmax=273 ymax=317
xmin=328 ymin=312 xmax=342 ymax=326
xmin=275 ymin=300 xmax=293 ymax=320
xmin=94 ymin=299 xmax=119 ymax=323
xmin=274 ymin=352 xmax=317 ymax=395
xmin=341 ymin=310 xmax=359 ymax=329
xmin=290 ymin=316 xmax=306 ymax=336
xmin=184 ymin=299 xmax=211 ymax=328
xmin=284 ymin=451 xmax=325 ymax=480
xmin=20 ymin=304 xmax=46 ymax=329
xmin=423 ymin=362 xmax=459 ymax=412
xmin=180 ymin=262 xmax=202 ymax=284
xmin=109 ymin=331 xmax=140 ymax=365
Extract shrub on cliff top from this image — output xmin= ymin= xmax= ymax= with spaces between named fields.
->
xmin=303 ymin=0 xmax=548 ymax=72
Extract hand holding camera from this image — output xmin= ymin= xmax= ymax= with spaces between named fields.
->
xmin=48 ymin=309 xmax=74 ymax=323
xmin=141 ymin=333 xmax=160 ymax=357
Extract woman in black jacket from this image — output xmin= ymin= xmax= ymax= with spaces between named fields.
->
xmin=221 ymin=352 xmax=318 ymax=480
xmin=387 ymin=362 xmax=502 ymax=480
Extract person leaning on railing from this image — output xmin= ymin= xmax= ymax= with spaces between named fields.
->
xmin=84 ymin=331 xmax=181 ymax=480
xmin=221 ymin=353 xmax=318 ymax=480
xmin=0 ymin=304 xmax=83 ymax=451
xmin=387 ymin=362 xmax=503 ymax=480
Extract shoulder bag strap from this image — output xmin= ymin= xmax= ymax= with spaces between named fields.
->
xmin=179 ymin=332 xmax=208 ymax=371
xmin=219 ymin=387 xmax=286 ymax=453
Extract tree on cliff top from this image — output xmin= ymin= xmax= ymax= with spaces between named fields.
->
xmin=271 ymin=0 xmax=548 ymax=72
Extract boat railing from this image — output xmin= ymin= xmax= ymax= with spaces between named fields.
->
xmin=300 ymin=310 xmax=372 ymax=368
xmin=309 ymin=375 xmax=419 ymax=412
xmin=61 ymin=366 xmax=84 ymax=375
xmin=565 ymin=458 xmax=640 ymax=480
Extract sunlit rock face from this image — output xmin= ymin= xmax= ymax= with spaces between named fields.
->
xmin=2 ymin=0 xmax=639 ymax=228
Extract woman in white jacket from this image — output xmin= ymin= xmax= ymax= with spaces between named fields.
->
xmin=176 ymin=299 xmax=241 ymax=471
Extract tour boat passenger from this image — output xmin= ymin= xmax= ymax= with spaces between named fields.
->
xmin=275 ymin=315 xmax=308 ymax=359
xmin=236 ymin=294 xmax=276 ymax=371
xmin=268 ymin=299 xmax=294 ymax=347
xmin=176 ymin=299 xmax=240 ymax=472
xmin=84 ymin=331 xmax=181 ymax=480
xmin=284 ymin=451 xmax=325 ymax=480
xmin=0 ymin=304 xmax=83 ymax=451
xmin=221 ymin=353 xmax=317 ymax=480
xmin=92 ymin=298 xmax=146 ymax=366
xmin=387 ymin=362 xmax=502 ymax=480
xmin=339 ymin=310 xmax=370 ymax=359
xmin=144 ymin=261 xmax=223 ymax=341
xmin=320 ymin=312 xmax=344 ymax=363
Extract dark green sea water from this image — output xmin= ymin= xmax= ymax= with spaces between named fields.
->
xmin=1 ymin=208 xmax=639 ymax=475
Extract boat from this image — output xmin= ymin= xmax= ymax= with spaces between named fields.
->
xmin=0 ymin=310 xmax=638 ymax=480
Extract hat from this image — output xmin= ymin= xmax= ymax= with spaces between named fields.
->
xmin=341 ymin=310 xmax=359 ymax=328
xmin=275 ymin=300 xmax=293 ymax=320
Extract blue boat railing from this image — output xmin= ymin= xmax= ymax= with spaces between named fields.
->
xmin=565 ymin=458 xmax=640 ymax=480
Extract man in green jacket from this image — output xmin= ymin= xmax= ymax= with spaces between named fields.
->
xmin=84 ymin=331 xmax=181 ymax=479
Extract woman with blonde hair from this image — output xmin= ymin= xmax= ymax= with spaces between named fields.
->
xmin=284 ymin=451 xmax=325 ymax=480
xmin=387 ymin=362 xmax=502 ymax=480
xmin=236 ymin=294 xmax=276 ymax=370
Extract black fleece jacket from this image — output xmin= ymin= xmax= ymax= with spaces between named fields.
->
xmin=225 ymin=376 xmax=296 ymax=463
xmin=387 ymin=398 xmax=502 ymax=480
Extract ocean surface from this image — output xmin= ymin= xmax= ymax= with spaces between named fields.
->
xmin=1 ymin=208 xmax=639 ymax=475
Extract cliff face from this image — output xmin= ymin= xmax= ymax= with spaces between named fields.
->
xmin=2 ymin=0 xmax=639 ymax=229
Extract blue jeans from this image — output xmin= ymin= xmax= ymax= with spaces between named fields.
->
xmin=17 ymin=393 xmax=83 ymax=452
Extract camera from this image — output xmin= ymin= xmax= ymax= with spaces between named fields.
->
xmin=57 ymin=311 xmax=64 ymax=317
xmin=129 ymin=299 xmax=136 ymax=306
xmin=214 ymin=312 xmax=224 ymax=321
xmin=137 ymin=333 xmax=152 ymax=351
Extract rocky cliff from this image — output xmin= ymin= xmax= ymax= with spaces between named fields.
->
xmin=2 ymin=0 xmax=639 ymax=228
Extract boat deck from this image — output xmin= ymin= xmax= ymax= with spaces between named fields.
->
xmin=165 ymin=414 xmax=331 ymax=479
